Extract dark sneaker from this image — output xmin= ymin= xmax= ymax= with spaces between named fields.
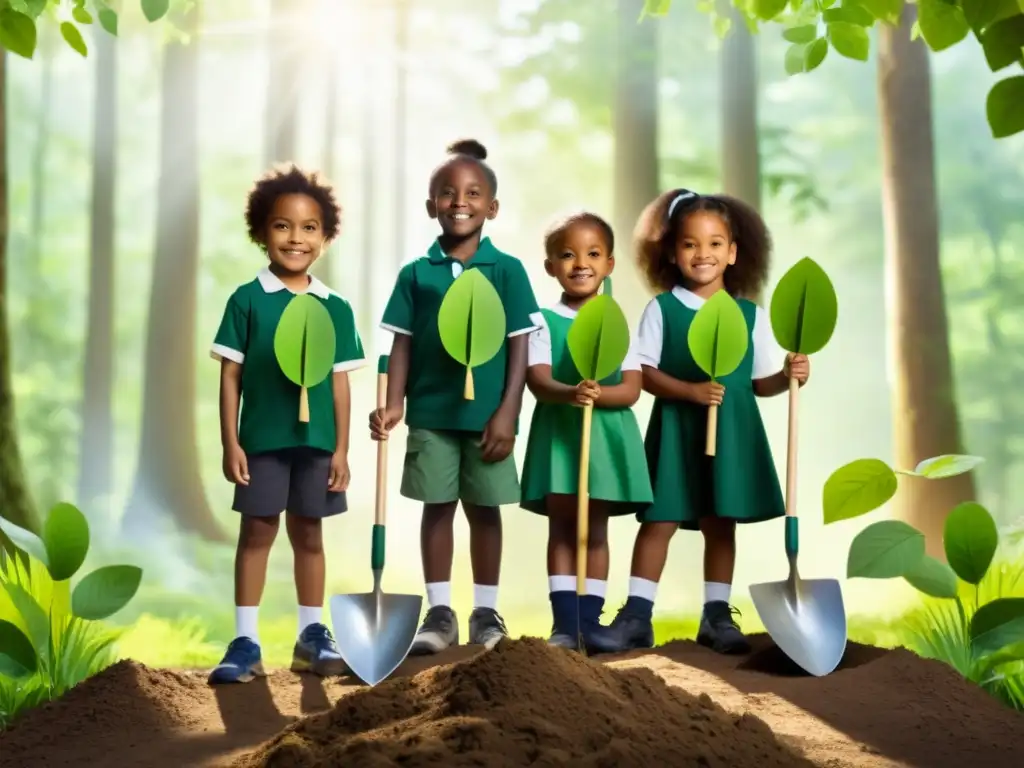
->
xmin=409 ymin=605 xmax=459 ymax=655
xmin=697 ymin=600 xmax=751 ymax=654
xmin=585 ymin=604 xmax=655 ymax=655
xmin=547 ymin=630 xmax=578 ymax=649
xmin=468 ymin=607 xmax=508 ymax=649
xmin=208 ymin=636 xmax=265 ymax=684
xmin=291 ymin=622 xmax=348 ymax=676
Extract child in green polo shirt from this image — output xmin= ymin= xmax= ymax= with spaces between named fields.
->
xmin=519 ymin=212 xmax=652 ymax=651
xmin=208 ymin=165 xmax=367 ymax=685
xmin=587 ymin=188 xmax=810 ymax=657
xmin=369 ymin=138 xmax=540 ymax=655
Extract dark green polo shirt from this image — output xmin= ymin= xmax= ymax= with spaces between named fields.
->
xmin=380 ymin=237 xmax=539 ymax=433
xmin=212 ymin=268 xmax=366 ymax=455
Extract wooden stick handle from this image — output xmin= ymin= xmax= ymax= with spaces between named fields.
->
xmin=299 ymin=387 xmax=310 ymax=423
xmin=785 ymin=375 xmax=799 ymax=518
xmin=705 ymin=403 xmax=718 ymax=456
xmin=374 ymin=373 xmax=388 ymax=526
xmin=576 ymin=403 xmax=594 ymax=596
xmin=464 ymin=367 xmax=475 ymax=400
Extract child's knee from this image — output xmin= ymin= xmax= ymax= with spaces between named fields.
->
xmin=700 ymin=516 xmax=736 ymax=543
xmin=423 ymin=501 xmax=458 ymax=525
xmin=239 ymin=515 xmax=279 ymax=550
xmin=286 ymin=515 xmax=323 ymax=555
xmin=462 ymin=501 xmax=500 ymax=527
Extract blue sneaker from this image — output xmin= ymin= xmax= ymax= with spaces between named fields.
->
xmin=208 ymin=636 xmax=264 ymax=684
xmin=291 ymin=622 xmax=348 ymax=676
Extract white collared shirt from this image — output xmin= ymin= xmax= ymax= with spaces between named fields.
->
xmin=527 ymin=301 xmax=642 ymax=372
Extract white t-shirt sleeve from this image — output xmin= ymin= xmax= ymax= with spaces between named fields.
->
xmin=635 ymin=299 xmax=664 ymax=369
xmin=752 ymin=305 xmax=786 ymax=380
xmin=621 ymin=335 xmax=642 ymax=372
xmin=527 ymin=311 xmax=551 ymax=368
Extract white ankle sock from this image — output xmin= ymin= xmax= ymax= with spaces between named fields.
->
xmin=549 ymin=575 xmax=575 ymax=593
xmin=474 ymin=583 xmax=499 ymax=610
xmin=235 ymin=605 xmax=259 ymax=644
xmin=585 ymin=578 xmax=607 ymax=597
xmin=298 ymin=605 xmax=322 ymax=634
xmin=704 ymin=581 xmax=731 ymax=604
xmin=425 ymin=581 xmax=451 ymax=608
xmin=628 ymin=577 xmax=658 ymax=602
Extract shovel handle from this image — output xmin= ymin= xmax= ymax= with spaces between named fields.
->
xmin=372 ymin=355 xmax=389 ymax=571
xmin=705 ymin=403 xmax=718 ymax=456
xmin=576 ymin=403 xmax=594 ymax=595
xmin=785 ymin=374 xmax=799 ymax=559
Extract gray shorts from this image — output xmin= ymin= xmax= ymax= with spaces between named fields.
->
xmin=232 ymin=447 xmax=347 ymax=518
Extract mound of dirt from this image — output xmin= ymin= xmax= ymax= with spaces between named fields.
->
xmin=233 ymin=637 xmax=816 ymax=768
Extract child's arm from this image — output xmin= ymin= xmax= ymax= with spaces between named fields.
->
xmin=594 ymin=370 xmax=642 ymax=408
xmin=212 ymin=292 xmax=250 ymax=484
xmin=633 ymin=298 xmax=710 ymax=403
xmin=385 ymin=333 xmax=411 ymax=414
xmin=750 ymin=305 xmax=808 ymax=397
xmin=494 ymin=259 xmax=540 ymax=419
xmin=525 ymin=315 xmax=578 ymax=404
xmin=375 ymin=265 xmax=416 ymax=433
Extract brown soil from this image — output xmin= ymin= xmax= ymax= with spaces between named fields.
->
xmin=1 ymin=634 xmax=1022 ymax=768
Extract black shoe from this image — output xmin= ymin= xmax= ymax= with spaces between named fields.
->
xmin=585 ymin=604 xmax=655 ymax=654
xmin=468 ymin=607 xmax=509 ymax=649
xmin=696 ymin=600 xmax=751 ymax=654
xmin=409 ymin=605 xmax=459 ymax=655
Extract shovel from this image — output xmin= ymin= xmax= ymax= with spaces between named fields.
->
xmin=749 ymin=375 xmax=847 ymax=677
xmin=330 ymin=354 xmax=422 ymax=686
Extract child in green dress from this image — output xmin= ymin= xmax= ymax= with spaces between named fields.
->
xmin=588 ymin=189 xmax=810 ymax=656
xmin=369 ymin=139 xmax=540 ymax=655
xmin=519 ymin=212 xmax=653 ymax=650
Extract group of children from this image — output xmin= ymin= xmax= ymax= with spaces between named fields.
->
xmin=206 ymin=138 xmax=810 ymax=685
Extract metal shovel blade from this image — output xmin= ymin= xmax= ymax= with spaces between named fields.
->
xmin=750 ymin=576 xmax=847 ymax=678
xmin=330 ymin=589 xmax=423 ymax=687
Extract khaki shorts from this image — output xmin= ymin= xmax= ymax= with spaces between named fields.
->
xmin=401 ymin=428 xmax=520 ymax=507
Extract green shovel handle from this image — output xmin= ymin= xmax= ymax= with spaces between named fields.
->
xmin=371 ymin=523 xmax=385 ymax=571
xmin=785 ymin=516 xmax=799 ymax=559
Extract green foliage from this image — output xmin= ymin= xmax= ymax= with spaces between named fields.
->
xmin=904 ymin=554 xmax=959 ymax=598
xmin=943 ymin=502 xmax=998 ymax=584
xmin=822 ymin=458 xmax=898 ymax=524
xmin=901 ymin=454 xmax=986 ymax=478
xmin=273 ymin=294 xmax=336 ymax=389
xmin=686 ymin=290 xmax=749 ymax=379
xmin=567 ymin=295 xmax=631 ymax=382
xmin=0 ymin=503 xmax=140 ymax=726
xmin=437 ymin=268 xmax=506 ymax=367
xmin=846 ymin=519 xmax=925 ymax=578
xmin=769 ymin=256 xmax=838 ymax=355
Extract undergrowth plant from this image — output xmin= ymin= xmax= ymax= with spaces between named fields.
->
xmin=824 ymin=454 xmax=1024 ymax=709
xmin=0 ymin=503 xmax=143 ymax=728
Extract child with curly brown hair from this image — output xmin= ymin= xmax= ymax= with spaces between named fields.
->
xmin=588 ymin=188 xmax=809 ymax=657
xmin=208 ymin=165 xmax=366 ymax=684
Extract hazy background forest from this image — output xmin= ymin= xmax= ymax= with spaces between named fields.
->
xmin=3 ymin=0 xmax=1024 ymax=666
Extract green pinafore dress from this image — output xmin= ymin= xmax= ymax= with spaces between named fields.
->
xmin=520 ymin=309 xmax=653 ymax=515
xmin=641 ymin=292 xmax=785 ymax=530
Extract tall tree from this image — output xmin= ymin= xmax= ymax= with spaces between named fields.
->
xmin=122 ymin=4 xmax=226 ymax=542
xmin=878 ymin=3 xmax=975 ymax=558
xmin=264 ymin=0 xmax=301 ymax=168
xmin=718 ymin=4 xmax=760 ymax=212
xmin=393 ymin=0 xmax=409 ymax=271
xmin=78 ymin=26 xmax=118 ymax=518
xmin=311 ymin=26 xmax=338 ymax=284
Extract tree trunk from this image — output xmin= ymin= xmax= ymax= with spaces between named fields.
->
xmin=78 ymin=28 xmax=117 ymax=517
xmin=719 ymin=5 xmax=761 ymax=212
xmin=0 ymin=50 xmax=39 ymax=539
xmin=122 ymin=5 xmax=227 ymax=542
xmin=311 ymin=51 xmax=337 ymax=283
xmin=264 ymin=0 xmax=300 ymax=167
xmin=360 ymin=9 xmax=379 ymax=334
xmin=393 ymin=0 xmax=409 ymax=272
xmin=613 ymin=0 xmax=659 ymax=317
xmin=878 ymin=4 xmax=975 ymax=559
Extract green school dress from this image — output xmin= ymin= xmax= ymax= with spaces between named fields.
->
xmin=520 ymin=307 xmax=653 ymax=515
xmin=641 ymin=291 xmax=785 ymax=530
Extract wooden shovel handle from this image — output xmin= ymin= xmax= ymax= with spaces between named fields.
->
xmin=576 ymin=403 xmax=594 ymax=595
xmin=785 ymin=374 xmax=799 ymax=518
xmin=375 ymin=373 xmax=388 ymax=527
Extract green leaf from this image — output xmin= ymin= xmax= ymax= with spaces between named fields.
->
xmin=903 ymin=554 xmax=958 ymax=598
xmin=0 ymin=618 xmax=37 ymax=679
xmin=979 ymin=640 xmax=1024 ymax=671
xmin=987 ymin=75 xmax=1024 ymax=138
xmin=72 ymin=6 xmax=93 ymax=24
xmin=981 ymin=15 xmax=1024 ymax=71
xmin=640 ymin=0 xmax=673 ymax=18
xmin=567 ymin=295 xmax=631 ymax=382
xmin=963 ymin=0 xmax=1021 ymax=34
xmin=753 ymin=0 xmax=789 ymax=20
xmin=847 ymin=520 xmax=926 ymax=579
xmin=71 ymin=565 xmax=143 ymax=621
xmin=970 ymin=597 xmax=1024 ymax=656
xmin=783 ymin=24 xmax=818 ymax=43
xmin=273 ymin=294 xmax=336 ymax=388
xmin=42 ymin=502 xmax=90 ymax=581
xmin=943 ymin=501 xmax=998 ymax=585
xmin=0 ymin=8 xmax=37 ymax=59
xmin=805 ymin=37 xmax=829 ymax=70
xmin=0 ymin=516 xmax=49 ymax=567
xmin=822 ymin=458 xmax=898 ymax=524
xmin=16 ymin=0 xmax=48 ymax=18
xmin=904 ymin=454 xmax=985 ymax=479
xmin=141 ymin=0 xmax=170 ymax=23
xmin=60 ymin=21 xmax=87 ymax=57
xmin=827 ymin=21 xmax=870 ymax=60
xmin=2 ymin=582 xmax=50 ymax=656
xmin=686 ymin=290 xmax=750 ymax=379
xmin=769 ymin=256 xmax=838 ymax=354
xmin=98 ymin=7 xmax=118 ymax=36
xmin=784 ymin=41 xmax=815 ymax=74
xmin=917 ymin=0 xmax=970 ymax=51
xmin=858 ymin=0 xmax=902 ymax=24
xmin=823 ymin=2 xmax=875 ymax=26
xmin=437 ymin=268 xmax=506 ymax=368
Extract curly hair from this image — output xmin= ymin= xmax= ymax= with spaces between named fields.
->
xmin=427 ymin=138 xmax=498 ymax=197
xmin=542 ymin=211 xmax=615 ymax=258
xmin=244 ymin=164 xmax=341 ymax=245
xmin=634 ymin=188 xmax=772 ymax=299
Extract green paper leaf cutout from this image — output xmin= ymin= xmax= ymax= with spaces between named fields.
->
xmin=822 ymin=458 xmax=898 ymax=524
xmin=0 ymin=516 xmax=49 ymax=566
xmin=71 ymin=565 xmax=143 ymax=621
xmin=903 ymin=454 xmax=985 ymax=479
xmin=687 ymin=290 xmax=749 ymax=380
xmin=770 ymin=257 xmax=838 ymax=355
xmin=274 ymin=294 xmax=337 ymax=388
xmin=437 ymin=269 xmax=506 ymax=368
xmin=943 ymin=501 xmax=998 ymax=585
xmin=567 ymin=295 xmax=631 ymax=382
xmin=903 ymin=555 xmax=958 ymax=599
xmin=0 ymin=619 xmax=37 ymax=680
xmin=42 ymin=502 xmax=90 ymax=581
xmin=847 ymin=520 xmax=926 ymax=579
xmin=970 ymin=597 xmax=1024 ymax=657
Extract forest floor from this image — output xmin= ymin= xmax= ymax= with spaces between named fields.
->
xmin=2 ymin=633 xmax=1023 ymax=768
